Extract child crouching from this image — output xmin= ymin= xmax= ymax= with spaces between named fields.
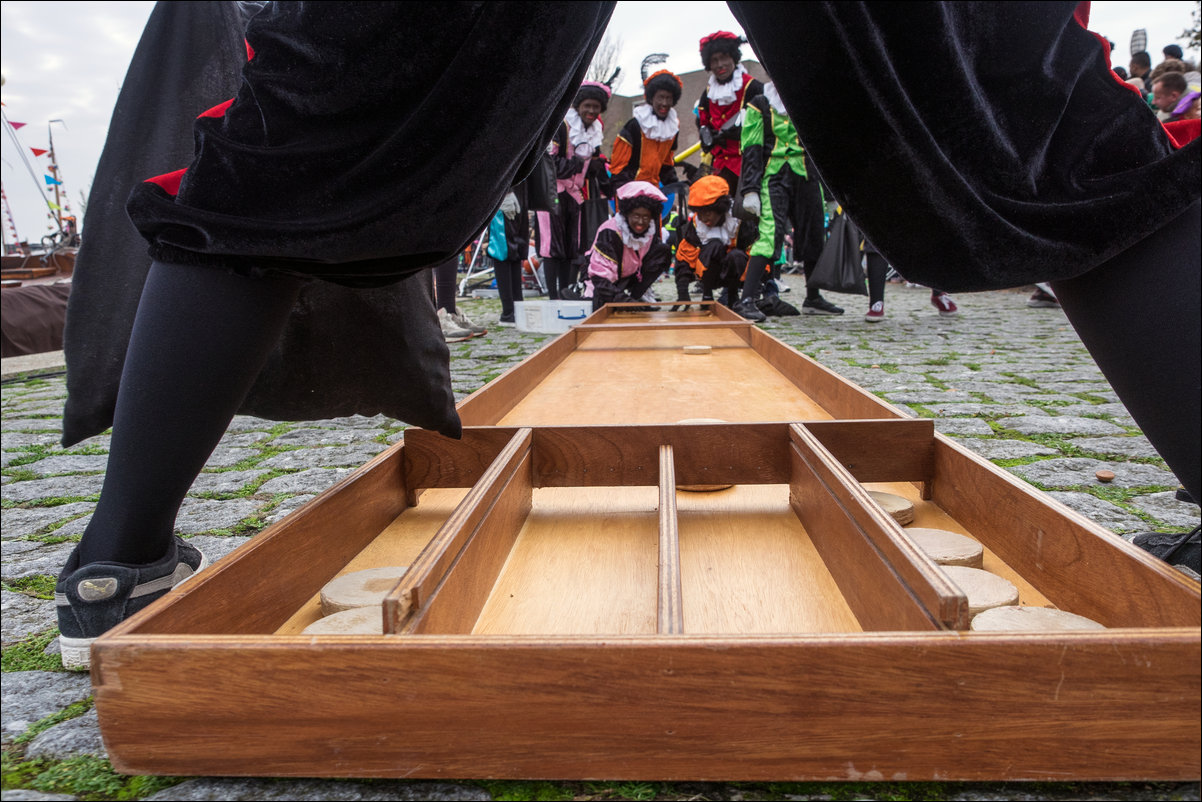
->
xmin=585 ymin=181 xmax=673 ymax=311
xmin=673 ymin=175 xmax=758 ymax=313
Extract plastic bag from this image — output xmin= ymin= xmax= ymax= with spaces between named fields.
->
xmin=808 ymin=211 xmax=867 ymax=295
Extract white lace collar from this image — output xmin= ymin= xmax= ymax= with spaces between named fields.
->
xmin=633 ymin=104 xmax=679 ymax=142
xmin=565 ymin=108 xmax=604 ymax=154
xmin=694 ymin=213 xmax=739 ymax=244
xmin=763 ymin=82 xmax=788 ymax=115
xmin=615 ymin=212 xmax=655 ymax=251
xmin=706 ymin=64 xmax=747 ymax=105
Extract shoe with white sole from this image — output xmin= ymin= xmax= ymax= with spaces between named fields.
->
xmin=57 ymin=536 xmax=208 ymax=671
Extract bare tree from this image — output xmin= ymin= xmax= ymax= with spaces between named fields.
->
xmin=587 ymin=32 xmax=623 ymax=86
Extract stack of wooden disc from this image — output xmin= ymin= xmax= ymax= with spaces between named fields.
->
xmin=970 ymin=605 xmax=1106 ymax=631
xmin=867 ymin=490 xmax=915 ymax=525
xmin=903 ymin=527 xmax=984 ymax=567
xmin=298 ymin=565 xmax=409 ymax=635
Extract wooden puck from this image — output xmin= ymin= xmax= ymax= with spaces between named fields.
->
xmin=320 ymin=566 xmax=409 ymax=616
xmin=942 ymin=566 xmax=1020 ymax=617
xmin=301 ymin=606 xmax=383 ymax=635
xmin=683 ymin=345 xmax=712 ymax=355
xmin=1095 ymin=469 xmax=1115 ymax=483
xmin=903 ymin=528 xmax=984 ymax=567
xmin=675 ymin=419 xmax=734 ymax=491
xmin=970 ymin=605 xmax=1105 ymax=631
xmin=867 ymin=490 xmax=915 ymax=525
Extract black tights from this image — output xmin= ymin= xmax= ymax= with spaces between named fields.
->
xmin=866 ymin=252 xmax=888 ymax=305
xmin=494 ymin=258 xmax=523 ymax=318
xmin=78 ymin=262 xmax=303 ymax=566
xmin=433 ymin=256 xmax=458 ymax=314
xmin=543 ymin=257 xmax=568 ymax=300
xmin=1051 ymin=199 xmax=1200 ymax=505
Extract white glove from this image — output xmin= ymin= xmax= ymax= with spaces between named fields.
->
xmin=742 ymin=192 xmax=761 ymax=217
xmin=500 ymin=192 xmax=520 ymax=220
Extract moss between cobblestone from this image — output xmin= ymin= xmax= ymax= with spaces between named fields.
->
xmin=2 ymin=575 xmax=56 ymax=599
xmin=1 ymin=752 xmax=183 ymax=801
xmin=1 ymin=629 xmax=61 ymax=673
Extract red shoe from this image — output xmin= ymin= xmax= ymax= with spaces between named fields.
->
xmin=864 ymin=301 xmax=885 ymax=322
xmin=931 ymin=291 xmax=958 ymax=317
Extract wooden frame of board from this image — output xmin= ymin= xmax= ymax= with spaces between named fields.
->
xmin=91 ymin=306 xmax=1201 ymax=780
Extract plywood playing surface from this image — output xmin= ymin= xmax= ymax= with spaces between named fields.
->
xmin=499 ymin=328 xmax=833 ymax=425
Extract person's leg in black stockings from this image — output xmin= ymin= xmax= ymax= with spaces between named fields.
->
xmin=433 ymin=256 xmax=458 ymax=315
xmin=866 ymin=253 xmax=888 ymax=306
xmin=1051 ymin=200 xmax=1200 ymax=512
xmin=78 ymin=261 xmax=303 ymax=567
xmin=544 ymin=257 xmax=565 ymax=300
xmin=494 ymin=258 xmax=522 ymax=322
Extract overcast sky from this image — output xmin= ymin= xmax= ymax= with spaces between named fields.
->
xmin=2 ymin=0 xmax=1197 ymax=244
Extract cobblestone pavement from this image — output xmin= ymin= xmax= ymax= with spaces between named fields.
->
xmin=2 ymin=277 xmax=1198 ymax=801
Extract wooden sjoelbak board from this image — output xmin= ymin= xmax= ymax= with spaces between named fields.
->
xmin=91 ymin=306 xmax=1201 ymax=781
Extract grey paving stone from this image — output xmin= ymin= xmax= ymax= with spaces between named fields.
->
xmin=18 ymin=454 xmax=108 ymax=475
xmin=931 ymin=418 xmax=994 ymax=436
xmin=1 ymin=418 xmax=62 ymax=431
xmin=25 ymin=708 xmax=105 ymax=760
xmin=1 ymin=431 xmax=62 ymax=449
xmin=1 ymin=590 xmax=56 ymax=644
xmin=882 ymin=390 xmax=975 ymax=404
xmin=270 ymin=427 xmax=382 ymax=446
xmin=1072 ymin=436 xmax=1161 ymax=459
xmin=145 ymin=778 xmax=492 ymax=801
xmin=1 ymin=539 xmax=74 ymax=581
xmin=174 ymin=498 xmax=263 ymax=535
xmin=1127 ymin=492 xmax=1202 ymax=529
xmin=1054 ymin=403 xmax=1133 ymax=419
xmin=202 ymin=447 xmax=261 ymax=469
xmin=0 ymin=790 xmax=79 ymax=801
xmin=219 ymin=430 xmax=273 ymax=447
xmin=1008 ymin=458 xmax=1176 ymax=490
xmin=226 ymin=415 xmax=276 ymax=433
xmin=257 ymin=467 xmax=353 ymax=496
xmin=1 ymin=672 xmax=92 ymax=739
xmin=264 ymin=494 xmax=316 ymax=524
xmin=1043 ymin=492 xmax=1147 ymax=532
xmin=257 ymin=443 xmax=384 ymax=470
xmin=0 ymin=502 xmax=93 ymax=537
xmin=949 ymin=438 xmax=1059 ymax=461
xmin=0 ymin=474 xmax=105 ymax=502
xmin=45 ymin=512 xmax=92 ymax=539
xmin=994 ymin=416 xmax=1127 ymax=437
xmin=925 ymin=403 xmax=1049 ymax=418
xmin=188 ymin=469 xmax=270 ymax=496
xmin=185 ymin=534 xmax=254 ymax=565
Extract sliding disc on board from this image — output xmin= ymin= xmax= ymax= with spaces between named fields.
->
xmin=970 ymin=605 xmax=1106 ymax=632
xmin=301 ymin=606 xmax=383 ymax=635
xmin=941 ymin=566 xmax=1020 ymax=617
xmin=867 ymin=490 xmax=915 ymax=525
xmin=683 ymin=344 xmax=712 ymax=355
xmin=320 ymin=566 xmax=409 ymax=616
xmin=675 ymin=419 xmax=733 ymax=491
xmin=904 ymin=528 xmax=984 ymax=567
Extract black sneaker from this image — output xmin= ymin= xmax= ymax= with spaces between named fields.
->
xmin=1131 ymin=525 xmax=1200 ymax=575
xmin=732 ymin=298 xmax=767 ymax=322
xmin=56 ymin=536 xmax=208 ymax=671
xmin=802 ymin=295 xmax=845 ymax=316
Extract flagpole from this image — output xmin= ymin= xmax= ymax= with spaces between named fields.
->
xmin=47 ymin=120 xmax=66 ymax=232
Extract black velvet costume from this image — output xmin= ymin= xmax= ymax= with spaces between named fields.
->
xmin=69 ymin=1 xmax=1198 ymax=442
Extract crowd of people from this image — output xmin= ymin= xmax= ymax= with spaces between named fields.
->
xmin=452 ymin=30 xmax=976 ymax=337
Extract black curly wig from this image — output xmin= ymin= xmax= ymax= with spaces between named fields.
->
xmin=618 ymin=194 xmax=664 ymax=221
xmin=701 ymin=34 xmax=744 ymax=71
xmin=643 ymin=71 xmax=682 ymax=105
